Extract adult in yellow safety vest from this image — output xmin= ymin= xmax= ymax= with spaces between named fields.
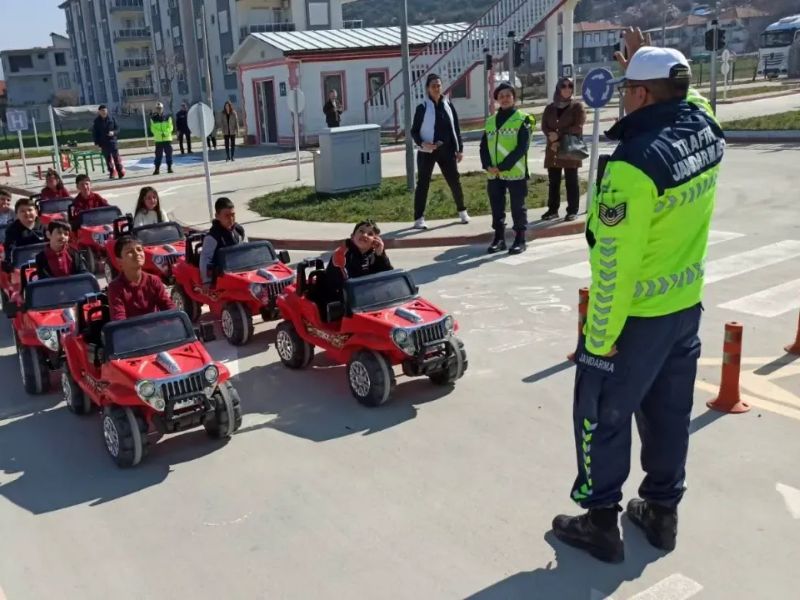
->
xmin=150 ymin=101 xmax=174 ymax=175
xmin=551 ymin=29 xmax=725 ymax=564
xmin=479 ymin=81 xmax=535 ymax=255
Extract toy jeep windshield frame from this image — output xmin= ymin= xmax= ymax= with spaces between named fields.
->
xmin=24 ymin=273 xmax=100 ymax=312
xmin=344 ymin=269 xmax=419 ymax=312
xmin=101 ymin=310 xmax=197 ymax=360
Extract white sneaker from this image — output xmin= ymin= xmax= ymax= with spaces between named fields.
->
xmin=459 ymin=210 xmax=471 ymax=224
xmin=413 ymin=218 xmax=428 ymax=230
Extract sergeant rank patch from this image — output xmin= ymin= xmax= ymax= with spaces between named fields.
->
xmin=599 ymin=202 xmax=627 ymax=226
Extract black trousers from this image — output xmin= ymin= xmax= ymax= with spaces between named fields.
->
xmin=101 ymin=147 xmax=123 ymax=175
xmin=413 ymin=149 xmax=466 ymax=220
xmin=178 ymin=130 xmax=192 ymax=154
xmin=224 ymin=135 xmax=236 ymax=159
xmin=154 ymin=142 xmax=173 ymax=169
xmin=488 ymin=178 xmax=528 ymax=234
xmin=547 ymin=167 xmax=580 ymax=215
xmin=570 ymin=304 xmax=702 ymax=508
xmin=207 ymin=135 xmax=217 ymax=149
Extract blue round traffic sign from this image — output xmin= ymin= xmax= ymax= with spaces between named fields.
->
xmin=582 ymin=68 xmax=614 ymax=109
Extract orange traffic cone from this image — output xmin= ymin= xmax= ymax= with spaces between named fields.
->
xmin=707 ymin=322 xmax=750 ymax=414
xmin=784 ymin=311 xmax=800 ymax=355
xmin=567 ymin=287 xmax=590 ymax=362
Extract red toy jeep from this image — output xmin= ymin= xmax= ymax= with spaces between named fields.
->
xmin=68 ymin=205 xmax=123 ymax=274
xmin=35 ymin=195 xmax=73 ymax=227
xmin=5 ymin=268 xmax=101 ymax=394
xmin=1 ymin=242 xmax=48 ymax=314
xmin=171 ymin=234 xmax=294 ymax=346
xmin=103 ymin=215 xmax=186 ymax=283
xmin=275 ymin=259 xmax=468 ymax=407
xmin=62 ymin=302 xmax=242 ymax=467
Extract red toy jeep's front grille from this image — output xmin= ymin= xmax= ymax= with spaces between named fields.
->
xmin=162 ymin=254 xmax=182 ymax=266
xmin=412 ymin=320 xmax=447 ymax=351
xmin=266 ymin=276 xmax=293 ymax=298
xmin=160 ymin=372 xmax=205 ymax=402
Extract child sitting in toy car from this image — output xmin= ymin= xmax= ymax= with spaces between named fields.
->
xmin=35 ymin=220 xmax=87 ymax=278
xmin=0 ymin=189 xmax=14 ymax=225
xmin=198 ymin=197 xmax=247 ymax=285
xmin=108 ymin=234 xmax=175 ymax=320
xmin=3 ymin=197 xmax=45 ymax=270
xmin=71 ymin=174 xmax=109 ymax=216
xmin=323 ymin=220 xmax=393 ymax=304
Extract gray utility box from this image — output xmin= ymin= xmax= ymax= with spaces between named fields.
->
xmin=314 ymin=124 xmax=382 ymax=194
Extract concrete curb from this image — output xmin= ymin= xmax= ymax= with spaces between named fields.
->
xmin=177 ymin=218 xmax=585 ymax=251
xmin=725 ymin=130 xmax=800 ymax=144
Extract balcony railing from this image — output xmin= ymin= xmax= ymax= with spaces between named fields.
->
xmin=122 ymin=86 xmax=155 ymax=98
xmin=118 ymin=57 xmax=152 ymax=71
xmin=110 ymin=0 xmax=144 ymax=11
xmin=239 ymin=22 xmax=296 ymax=38
xmin=343 ymin=19 xmax=363 ymax=29
xmin=114 ymin=28 xmax=151 ymax=41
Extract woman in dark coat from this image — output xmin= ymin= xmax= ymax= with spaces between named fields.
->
xmin=541 ymin=77 xmax=586 ymax=222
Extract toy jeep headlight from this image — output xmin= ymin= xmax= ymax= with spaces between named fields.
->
xmin=443 ymin=315 xmax=454 ymax=333
xmin=203 ymin=365 xmax=219 ymax=384
xmin=36 ymin=327 xmax=60 ymax=352
xmin=92 ymin=232 xmax=107 ymax=244
xmin=249 ymin=283 xmax=268 ymax=301
xmin=392 ymin=328 xmax=416 ymax=355
xmin=136 ymin=379 xmax=165 ymax=411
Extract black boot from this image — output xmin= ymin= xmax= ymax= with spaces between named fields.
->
xmin=153 ymin=167 xmax=160 ymax=175
xmin=167 ymin=166 xmax=174 ymax=174
xmin=626 ymin=499 xmax=678 ymax=552
xmin=552 ymin=506 xmax=624 ymax=563
xmin=508 ymin=232 xmax=527 ymax=255
xmin=487 ymin=235 xmax=506 ymax=254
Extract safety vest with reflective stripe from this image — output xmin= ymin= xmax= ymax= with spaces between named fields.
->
xmin=150 ymin=115 xmax=174 ymax=143
xmin=485 ymin=110 xmax=533 ymax=180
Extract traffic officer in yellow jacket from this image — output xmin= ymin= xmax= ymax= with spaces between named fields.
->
xmin=479 ymin=82 xmax=535 ymax=255
xmin=150 ymin=101 xmax=174 ymax=175
xmin=552 ymin=32 xmax=725 ymax=563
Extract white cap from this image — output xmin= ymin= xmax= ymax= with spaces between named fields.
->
xmin=610 ymin=46 xmax=691 ymax=84
xmin=155 ymin=101 xmax=164 ymax=108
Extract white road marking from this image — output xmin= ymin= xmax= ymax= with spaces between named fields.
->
xmin=775 ymin=483 xmax=800 ymax=519
xmin=627 ymin=574 xmax=703 ymax=600
xmin=549 ymin=230 xmax=745 ymax=280
xmin=497 ymin=237 xmax=587 ymax=266
xmin=705 ymin=240 xmax=800 ymax=284
xmin=718 ymin=278 xmax=800 ymax=317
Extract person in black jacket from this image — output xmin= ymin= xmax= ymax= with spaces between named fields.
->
xmin=323 ymin=220 xmax=392 ymax=309
xmin=323 ymin=90 xmax=343 ymax=128
xmin=198 ymin=197 xmax=247 ymax=285
xmin=34 ymin=221 xmax=86 ymax=278
xmin=175 ymin=102 xmax=192 ymax=154
xmin=2 ymin=198 xmax=45 ymax=270
xmin=92 ymin=105 xmax=125 ymax=179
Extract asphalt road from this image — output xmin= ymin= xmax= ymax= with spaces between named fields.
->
xmin=1 ymin=145 xmax=799 ymax=599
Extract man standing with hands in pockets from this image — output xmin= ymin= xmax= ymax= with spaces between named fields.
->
xmin=551 ymin=28 xmax=725 ymax=563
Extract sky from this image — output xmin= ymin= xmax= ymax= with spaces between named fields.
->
xmin=0 ymin=0 xmax=67 ymax=78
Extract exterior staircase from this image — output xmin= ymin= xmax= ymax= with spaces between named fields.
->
xmin=364 ymin=0 xmax=567 ymax=137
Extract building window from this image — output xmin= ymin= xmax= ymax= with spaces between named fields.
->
xmin=8 ymin=55 xmax=33 ymax=72
xmin=450 ymin=73 xmax=469 ymax=99
xmin=223 ymin=53 xmax=234 ymax=74
xmin=366 ymin=69 xmax=388 ymax=107
xmin=55 ymin=53 xmax=67 ymax=66
xmin=321 ymin=71 xmax=346 ymax=109
xmin=229 ymin=94 xmax=237 ymax=104
xmin=219 ymin=10 xmax=228 ymax=34
xmin=57 ymin=72 xmax=71 ymax=89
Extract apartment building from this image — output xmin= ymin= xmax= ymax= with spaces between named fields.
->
xmin=0 ymin=33 xmax=76 ymax=121
xmin=61 ymin=0 xmax=357 ymax=114
xmin=528 ymin=21 xmax=623 ymax=70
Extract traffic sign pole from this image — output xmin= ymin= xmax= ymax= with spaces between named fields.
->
xmin=293 ymin=95 xmax=301 ymax=182
xmin=581 ymin=68 xmax=614 ymax=208
xmin=586 ymin=110 xmax=601 ymax=207
xmin=17 ymin=130 xmax=29 ymax=185
xmin=31 ymin=115 xmax=40 ymax=151
xmin=188 ymin=102 xmax=216 ymax=221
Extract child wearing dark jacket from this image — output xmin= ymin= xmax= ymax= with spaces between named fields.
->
xmin=324 ymin=220 xmax=393 ymax=302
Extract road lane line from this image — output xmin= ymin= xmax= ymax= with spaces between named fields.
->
xmin=695 ymin=380 xmax=800 ymax=421
xmin=776 ymin=483 xmax=800 ymax=519
xmin=497 ymin=237 xmax=587 ymax=266
xmin=627 ymin=574 xmax=702 ymax=600
xmin=705 ymin=240 xmax=800 ymax=284
xmin=549 ymin=230 xmax=746 ymax=280
xmin=718 ymin=278 xmax=800 ymax=317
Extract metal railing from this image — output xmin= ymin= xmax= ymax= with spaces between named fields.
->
xmin=122 ymin=86 xmax=155 ymax=97
xmin=117 ymin=57 xmax=152 ymax=70
xmin=114 ymin=28 xmax=151 ymax=41
xmin=110 ymin=0 xmax=144 ymax=10
xmin=343 ymin=19 xmax=363 ymax=29
xmin=239 ymin=23 xmax=296 ymax=38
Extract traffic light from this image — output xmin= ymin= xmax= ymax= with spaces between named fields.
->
xmin=718 ymin=28 xmax=727 ymax=50
xmin=485 ymin=53 xmax=493 ymax=69
xmin=705 ymin=28 xmax=727 ymax=51
xmin=513 ymin=41 xmax=525 ymax=67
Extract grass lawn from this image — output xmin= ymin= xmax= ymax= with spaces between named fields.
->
xmin=721 ymin=85 xmax=799 ymax=100
xmin=249 ymin=172 xmax=580 ymax=222
xmin=723 ymin=110 xmax=800 ymax=131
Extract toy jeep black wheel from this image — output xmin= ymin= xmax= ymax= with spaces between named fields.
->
xmin=62 ymin=368 xmax=91 ymax=414
xmin=429 ymin=337 xmax=468 ymax=386
xmin=275 ymin=321 xmax=314 ymax=369
xmin=220 ymin=302 xmax=253 ymax=346
xmin=18 ymin=344 xmax=51 ymax=395
xmin=0 ymin=289 xmax=8 ymax=312
xmin=83 ymin=249 xmax=98 ymax=275
xmin=103 ymin=260 xmax=118 ymax=283
xmin=102 ymin=405 xmax=149 ymax=468
xmin=204 ymin=381 xmax=242 ymax=439
xmin=347 ymin=350 xmax=395 ymax=407
xmin=171 ymin=284 xmax=201 ymax=322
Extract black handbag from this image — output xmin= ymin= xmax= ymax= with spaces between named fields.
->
xmin=558 ymin=134 xmax=589 ymax=161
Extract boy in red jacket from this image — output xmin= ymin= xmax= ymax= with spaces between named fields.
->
xmin=108 ymin=235 xmax=175 ymax=320
xmin=71 ymin=174 xmax=109 ymax=215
